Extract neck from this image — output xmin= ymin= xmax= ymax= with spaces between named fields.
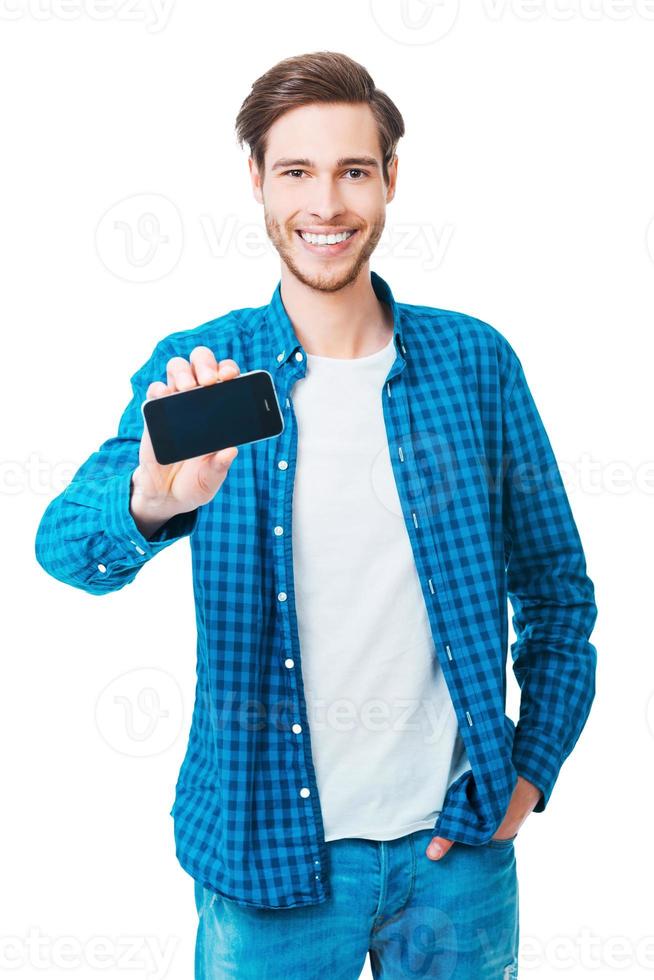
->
xmin=279 ymin=264 xmax=394 ymax=359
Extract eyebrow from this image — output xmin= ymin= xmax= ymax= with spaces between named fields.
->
xmin=270 ymin=156 xmax=380 ymax=172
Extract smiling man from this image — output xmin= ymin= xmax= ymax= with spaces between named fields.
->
xmin=257 ymin=102 xmax=394 ymax=355
xmin=35 ymin=50 xmax=598 ymax=979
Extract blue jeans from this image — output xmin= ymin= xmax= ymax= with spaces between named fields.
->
xmin=194 ymin=826 xmax=519 ymax=979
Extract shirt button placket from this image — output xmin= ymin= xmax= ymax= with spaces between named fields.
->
xmin=276 ymin=453 xmax=292 ymax=670
xmin=276 ymin=365 xmax=323 ymax=893
xmin=394 ymin=405 xmax=470 ymax=745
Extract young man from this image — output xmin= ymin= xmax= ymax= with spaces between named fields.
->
xmin=35 ymin=51 xmax=598 ymax=979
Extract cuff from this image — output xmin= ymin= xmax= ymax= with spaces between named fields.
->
xmin=511 ymin=730 xmax=563 ymax=813
xmin=103 ymin=470 xmax=199 ymax=561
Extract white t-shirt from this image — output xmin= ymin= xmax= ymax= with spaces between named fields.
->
xmin=291 ymin=331 xmax=471 ymax=842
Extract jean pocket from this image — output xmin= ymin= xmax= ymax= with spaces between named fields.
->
xmin=487 ymin=833 xmax=518 ymax=848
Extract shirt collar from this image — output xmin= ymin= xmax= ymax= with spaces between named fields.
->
xmin=264 ymin=270 xmax=406 ymax=370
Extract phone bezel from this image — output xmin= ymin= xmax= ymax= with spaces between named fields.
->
xmin=140 ymin=368 xmax=285 ymax=463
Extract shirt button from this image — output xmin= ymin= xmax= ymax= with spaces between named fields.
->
xmin=97 ymin=563 xmax=107 ymax=573
xmin=274 ymin=526 xmax=284 ymax=536
xmin=284 ymin=658 xmax=295 ymax=668
xmin=278 ymin=460 xmax=288 ymax=470
xmin=300 ymin=787 xmax=311 ymax=798
xmin=277 ymin=351 xmax=285 ymax=362
xmin=292 ymin=723 xmax=302 ymax=734
xmin=295 ymin=351 xmax=303 ymax=361
xmin=278 ymin=592 xmax=287 ymax=602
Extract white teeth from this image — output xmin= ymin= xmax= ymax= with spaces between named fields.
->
xmin=299 ymin=230 xmax=355 ymax=245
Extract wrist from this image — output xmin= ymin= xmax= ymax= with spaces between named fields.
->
xmin=130 ymin=468 xmax=181 ymax=535
xmin=514 ymin=775 xmax=543 ymax=814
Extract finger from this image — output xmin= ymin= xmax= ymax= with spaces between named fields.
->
xmin=166 ymin=356 xmax=197 ymax=391
xmin=146 ymin=380 xmax=170 ymax=399
xmin=190 ymin=345 xmax=220 ymax=384
xmin=216 ymin=358 xmax=240 ymax=380
xmin=426 ymin=837 xmax=453 ymax=860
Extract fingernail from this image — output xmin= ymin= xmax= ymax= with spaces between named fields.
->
xmin=427 ymin=844 xmax=442 ymax=859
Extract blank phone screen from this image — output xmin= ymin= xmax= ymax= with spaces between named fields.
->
xmin=142 ymin=370 xmax=284 ymax=465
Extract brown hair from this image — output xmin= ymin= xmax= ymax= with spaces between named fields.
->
xmin=235 ymin=50 xmax=405 ymax=187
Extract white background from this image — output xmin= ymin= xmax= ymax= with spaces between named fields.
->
xmin=1 ymin=1 xmax=652 ymax=977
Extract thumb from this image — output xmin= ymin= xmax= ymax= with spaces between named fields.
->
xmin=426 ymin=836 xmax=453 ymax=861
xmin=211 ymin=446 xmax=238 ymax=467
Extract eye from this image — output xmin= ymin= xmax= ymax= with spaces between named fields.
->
xmin=281 ymin=168 xmax=370 ymax=179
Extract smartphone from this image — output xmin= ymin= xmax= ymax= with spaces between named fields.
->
xmin=141 ymin=369 xmax=285 ymax=465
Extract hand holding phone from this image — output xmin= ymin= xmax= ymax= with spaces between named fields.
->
xmin=131 ymin=346 xmax=242 ymax=534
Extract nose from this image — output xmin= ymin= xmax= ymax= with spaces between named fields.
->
xmin=305 ymin=176 xmax=347 ymax=224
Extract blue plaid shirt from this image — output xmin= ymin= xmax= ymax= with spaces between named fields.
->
xmin=35 ymin=270 xmax=598 ymax=910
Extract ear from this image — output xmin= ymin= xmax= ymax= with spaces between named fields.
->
xmin=249 ymin=156 xmax=264 ymax=205
xmin=385 ymin=154 xmax=399 ymax=205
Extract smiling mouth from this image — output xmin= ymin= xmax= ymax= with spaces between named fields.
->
xmin=295 ymin=229 xmax=359 ymax=253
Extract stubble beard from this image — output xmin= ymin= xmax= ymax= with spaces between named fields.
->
xmin=263 ymin=206 xmax=386 ymax=294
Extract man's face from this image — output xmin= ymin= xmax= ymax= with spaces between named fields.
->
xmin=249 ymin=102 xmax=397 ymax=293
